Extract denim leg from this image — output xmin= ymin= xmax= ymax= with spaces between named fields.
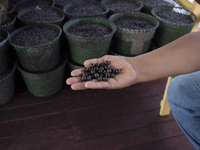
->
xmin=167 ymin=71 xmax=200 ymax=150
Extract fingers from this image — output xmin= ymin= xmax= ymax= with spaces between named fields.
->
xmin=71 ymin=69 xmax=84 ymax=77
xmin=85 ymin=80 xmax=111 ymax=89
xmin=66 ymin=76 xmax=82 ymax=85
xmin=71 ymin=82 xmax=88 ymax=90
xmin=84 ymin=56 xmax=107 ymax=67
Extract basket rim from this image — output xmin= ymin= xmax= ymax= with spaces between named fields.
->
xmin=0 ymin=64 xmax=16 ymax=83
xmin=101 ymin=0 xmax=143 ymax=12
xmin=17 ymin=6 xmax=65 ymax=24
xmin=109 ymin=12 xmax=160 ymax=32
xmin=141 ymin=0 xmax=173 ymax=7
xmin=15 ymin=0 xmax=55 ymax=13
xmin=1 ymin=13 xmax=17 ymax=27
xmin=0 ymin=30 xmax=10 ymax=46
xmin=63 ymin=1 xmax=109 ymax=18
xmin=8 ymin=3 xmax=16 ymax=14
xmin=63 ymin=17 xmax=116 ymax=40
xmin=16 ymin=52 xmax=67 ymax=76
xmin=151 ymin=6 xmax=198 ymax=26
xmin=9 ymin=23 xmax=62 ymax=48
xmin=0 ymin=3 xmax=4 ymax=13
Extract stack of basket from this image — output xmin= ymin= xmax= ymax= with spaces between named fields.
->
xmin=0 ymin=3 xmax=15 ymax=105
xmin=9 ymin=23 xmax=67 ymax=97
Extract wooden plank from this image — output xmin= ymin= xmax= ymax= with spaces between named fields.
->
xmin=39 ymin=121 xmax=184 ymax=150
xmin=0 ymin=127 xmax=74 ymax=150
xmin=66 ymin=78 xmax=167 ymax=110
xmin=68 ymin=94 xmax=164 ymax=125
xmin=120 ymin=135 xmax=195 ymax=150
xmin=0 ymin=99 xmax=68 ymax=123
xmin=72 ymin=109 xmax=175 ymax=140
xmin=0 ymin=112 xmax=70 ymax=138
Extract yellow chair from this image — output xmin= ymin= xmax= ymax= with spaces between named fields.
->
xmin=159 ymin=0 xmax=200 ymax=116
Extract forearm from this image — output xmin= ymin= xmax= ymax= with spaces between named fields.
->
xmin=127 ymin=31 xmax=200 ymax=83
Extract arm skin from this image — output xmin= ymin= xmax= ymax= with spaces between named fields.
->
xmin=129 ymin=31 xmax=200 ymax=83
xmin=66 ymin=31 xmax=200 ymax=90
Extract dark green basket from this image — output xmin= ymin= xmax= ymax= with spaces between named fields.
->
xmin=14 ymin=0 xmax=55 ymax=14
xmin=55 ymin=0 xmax=93 ymax=9
xmin=17 ymin=6 xmax=65 ymax=27
xmin=9 ymin=24 xmax=62 ymax=72
xmin=151 ymin=6 xmax=197 ymax=47
xmin=101 ymin=0 xmax=143 ymax=17
xmin=63 ymin=17 xmax=116 ymax=65
xmin=0 ymin=3 xmax=4 ymax=25
xmin=109 ymin=12 xmax=159 ymax=56
xmin=1 ymin=13 xmax=16 ymax=33
xmin=17 ymin=52 xmax=67 ymax=97
xmin=0 ymin=64 xmax=15 ymax=105
xmin=11 ymin=0 xmax=23 ymax=4
xmin=0 ymin=30 xmax=10 ymax=75
xmin=63 ymin=1 xmax=109 ymax=20
xmin=68 ymin=61 xmax=84 ymax=72
xmin=0 ymin=0 xmax=8 ymax=24
xmin=140 ymin=0 xmax=173 ymax=15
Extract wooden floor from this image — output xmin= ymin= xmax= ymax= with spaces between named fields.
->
xmin=0 ymin=73 xmax=196 ymax=150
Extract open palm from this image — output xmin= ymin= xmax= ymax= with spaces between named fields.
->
xmin=66 ymin=55 xmax=137 ymax=90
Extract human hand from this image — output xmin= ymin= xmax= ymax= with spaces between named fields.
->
xmin=66 ymin=55 xmax=137 ymax=90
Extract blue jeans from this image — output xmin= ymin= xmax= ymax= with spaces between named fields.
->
xmin=167 ymin=71 xmax=200 ymax=149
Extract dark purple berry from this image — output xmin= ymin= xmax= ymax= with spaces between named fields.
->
xmin=107 ymin=69 xmax=112 ymax=73
xmin=105 ymin=72 xmax=110 ymax=77
xmin=103 ymin=76 xmax=108 ymax=81
xmin=94 ymin=67 xmax=99 ymax=71
xmin=103 ymin=70 xmax=107 ymax=74
xmin=98 ymin=76 xmax=103 ymax=81
xmin=104 ymin=65 xmax=110 ymax=69
xmin=87 ymin=76 xmax=92 ymax=80
xmin=105 ymin=60 xmax=109 ymax=65
xmin=98 ymin=69 xmax=103 ymax=73
xmin=90 ymin=70 xmax=95 ymax=74
xmin=111 ymin=69 xmax=115 ymax=73
xmin=90 ymin=63 xmax=95 ymax=67
xmin=99 ymin=73 xmax=104 ymax=77
xmin=91 ymin=74 xmax=95 ymax=79
xmin=82 ymin=76 xmax=87 ymax=81
xmin=83 ymin=67 xmax=88 ymax=72
xmin=84 ymin=72 xmax=90 ymax=76
xmin=115 ymin=69 xmax=120 ymax=74
xmin=100 ymin=66 xmax=104 ymax=70
xmin=110 ymin=73 xmax=115 ymax=78
xmin=95 ymin=63 xmax=99 ymax=67
xmin=94 ymin=73 xmax=99 ymax=78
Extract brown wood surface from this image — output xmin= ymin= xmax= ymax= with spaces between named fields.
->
xmin=0 ymin=77 xmax=196 ymax=150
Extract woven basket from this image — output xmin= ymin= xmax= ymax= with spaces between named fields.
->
xmin=68 ymin=61 xmax=84 ymax=72
xmin=1 ymin=13 xmax=16 ymax=33
xmin=0 ymin=64 xmax=15 ymax=105
xmin=0 ymin=30 xmax=10 ymax=75
xmin=63 ymin=1 xmax=109 ymax=20
xmin=17 ymin=52 xmax=67 ymax=97
xmin=55 ymin=0 xmax=93 ymax=9
xmin=14 ymin=0 xmax=55 ymax=14
xmin=151 ymin=6 xmax=197 ymax=47
xmin=17 ymin=6 xmax=65 ymax=27
xmin=0 ymin=0 xmax=8 ymax=24
xmin=0 ymin=3 xmax=4 ymax=25
xmin=63 ymin=17 xmax=116 ymax=65
xmin=7 ymin=3 xmax=15 ymax=14
xmin=9 ymin=24 xmax=62 ymax=72
xmin=10 ymin=0 xmax=23 ymax=4
xmin=101 ymin=0 xmax=143 ymax=17
xmin=109 ymin=12 xmax=159 ymax=56
xmin=140 ymin=0 xmax=173 ymax=15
